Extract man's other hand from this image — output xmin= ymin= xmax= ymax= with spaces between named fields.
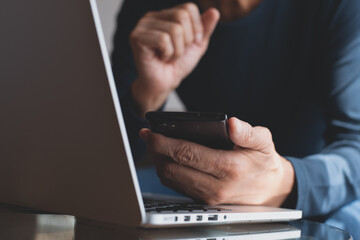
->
xmin=139 ymin=117 xmax=295 ymax=207
xmin=129 ymin=3 xmax=220 ymax=116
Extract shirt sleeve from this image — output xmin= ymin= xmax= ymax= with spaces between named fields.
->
xmin=286 ymin=0 xmax=360 ymax=217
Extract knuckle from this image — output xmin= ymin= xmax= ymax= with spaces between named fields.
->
xmin=183 ymin=2 xmax=197 ymax=12
xmin=159 ymin=32 xmax=170 ymax=45
xmin=174 ymin=9 xmax=188 ymax=21
xmin=170 ymin=23 xmax=183 ymax=37
xmin=172 ymin=144 xmax=196 ymax=165
xmin=243 ymin=124 xmax=254 ymax=145
xmin=144 ymin=11 xmax=155 ymax=18
xmin=212 ymin=188 xmax=229 ymax=204
xmin=129 ymin=30 xmax=142 ymax=47
xmin=213 ymin=153 xmax=234 ymax=178
xmin=160 ymin=162 xmax=175 ymax=180
xmin=226 ymin=160 xmax=242 ymax=179
xmin=129 ymin=31 xmax=138 ymax=43
xmin=162 ymin=48 xmax=173 ymax=59
xmin=137 ymin=17 xmax=147 ymax=26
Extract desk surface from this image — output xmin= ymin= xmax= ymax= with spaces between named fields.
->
xmin=0 ymin=206 xmax=352 ymax=240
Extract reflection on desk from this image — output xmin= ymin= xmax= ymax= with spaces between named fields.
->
xmin=0 ymin=206 xmax=352 ymax=240
xmin=76 ymin=219 xmax=300 ymax=240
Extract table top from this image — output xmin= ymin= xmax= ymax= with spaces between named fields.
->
xmin=0 ymin=206 xmax=352 ymax=240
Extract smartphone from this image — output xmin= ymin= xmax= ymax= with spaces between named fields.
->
xmin=145 ymin=112 xmax=234 ymax=150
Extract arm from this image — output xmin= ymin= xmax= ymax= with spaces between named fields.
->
xmin=139 ymin=0 xmax=360 ymax=215
xmin=112 ymin=1 xmax=219 ymax=162
xmin=287 ymin=0 xmax=360 ymax=217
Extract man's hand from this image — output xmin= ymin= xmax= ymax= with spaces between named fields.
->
xmin=139 ymin=117 xmax=295 ymax=207
xmin=129 ymin=3 xmax=220 ymax=116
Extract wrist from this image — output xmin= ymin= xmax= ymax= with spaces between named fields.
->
xmin=131 ymin=79 xmax=170 ymax=117
xmin=282 ymin=156 xmax=295 ymax=191
xmin=265 ymin=154 xmax=295 ymax=207
xmin=277 ymin=155 xmax=295 ymax=206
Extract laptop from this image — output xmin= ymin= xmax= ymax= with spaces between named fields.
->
xmin=0 ymin=0 xmax=302 ymax=228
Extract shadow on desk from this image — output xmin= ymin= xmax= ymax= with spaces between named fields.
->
xmin=0 ymin=210 xmax=36 ymax=240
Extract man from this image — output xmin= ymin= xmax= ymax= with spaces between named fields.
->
xmin=112 ymin=0 xmax=360 ymax=237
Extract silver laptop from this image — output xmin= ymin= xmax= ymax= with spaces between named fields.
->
xmin=0 ymin=0 xmax=302 ymax=228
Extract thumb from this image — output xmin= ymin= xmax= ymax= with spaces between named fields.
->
xmin=201 ymin=8 xmax=220 ymax=41
xmin=228 ymin=117 xmax=272 ymax=151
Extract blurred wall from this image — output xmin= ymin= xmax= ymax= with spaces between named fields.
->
xmin=96 ymin=0 xmax=185 ymax=111
xmin=96 ymin=0 xmax=123 ymax=54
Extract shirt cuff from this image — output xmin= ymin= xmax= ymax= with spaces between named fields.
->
xmin=284 ymin=156 xmax=310 ymax=213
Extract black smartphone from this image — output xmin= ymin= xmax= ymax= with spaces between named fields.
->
xmin=145 ymin=112 xmax=234 ymax=150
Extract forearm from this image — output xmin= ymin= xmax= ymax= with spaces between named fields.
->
xmin=286 ymin=138 xmax=360 ymax=217
xmin=120 ymin=90 xmax=149 ymax=163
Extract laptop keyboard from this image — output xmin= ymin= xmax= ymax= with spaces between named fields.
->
xmin=144 ymin=199 xmax=232 ymax=213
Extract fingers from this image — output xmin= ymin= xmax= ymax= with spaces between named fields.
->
xmin=153 ymin=3 xmax=205 ymax=45
xmin=136 ymin=18 xmax=186 ymax=59
xmin=228 ymin=117 xmax=274 ymax=152
xmin=130 ymin=29 xmax=174 ymax=61
xmin=151 ymin=8 xmax=194 ymax=45
xmin=130 ymin=3 xmax=220 ymax=61
xmin=140 ymin=129 xmax=233 ymax=179
xmin=201 ymin=8 xmax=220 ymax=41
xmin=153 ymin=156 xmax=221 ymax=204
xmin=179 ymin=3 xmax=204 ymax=43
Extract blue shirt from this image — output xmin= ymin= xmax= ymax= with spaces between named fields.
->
xmin=112 ymin=0 xmax=360 ymax=219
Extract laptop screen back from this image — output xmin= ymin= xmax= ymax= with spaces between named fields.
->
xmin=0 ymin=0 xmax=144 ymax=226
